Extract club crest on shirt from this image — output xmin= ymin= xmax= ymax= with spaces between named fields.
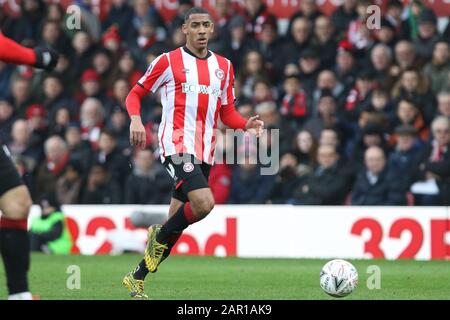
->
xmin=215 ymin=68 xmax=225 ymax=80
xmin=183 ymin=162 xmax=194 ymax=173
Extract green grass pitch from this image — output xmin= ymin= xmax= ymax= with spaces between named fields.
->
xmin=1 ymin=254 xmax=449 ymax=299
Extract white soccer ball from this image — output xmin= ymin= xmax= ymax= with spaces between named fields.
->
xmin=320 ymin=259 xmax=358 ymax=298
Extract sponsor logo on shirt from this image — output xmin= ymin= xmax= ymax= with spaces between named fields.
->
xmin=181 ymin=82 xmax=222 ymax=98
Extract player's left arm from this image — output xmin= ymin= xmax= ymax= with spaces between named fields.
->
xmin=0 ymin=32 xmax=59 ymax=70
xmin=220 ymin=61 xmax=264 ymax=137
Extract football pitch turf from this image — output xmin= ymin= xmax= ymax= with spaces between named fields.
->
xmin=1 ymin=254 xmax=449 ymax=300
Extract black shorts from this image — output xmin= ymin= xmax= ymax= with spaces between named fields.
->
xmin=0 ymin=145 xmax=24 ymax=197
xmin=162 ymin=154 xmax=211 ymax=203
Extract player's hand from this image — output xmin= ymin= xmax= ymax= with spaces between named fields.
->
xmin=33 ymin=46 xmax=59 ymax=71
xmin=245 ymin=115 xmax=264 ymax=137
xmin=129 ymin=116 xmax=147 ymax=149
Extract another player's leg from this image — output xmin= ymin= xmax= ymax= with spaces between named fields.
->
xmin=144 ymin=187 xmax=214 ymax=272
xmin=122 ymin=197 xmax=184 ymax=298
xmin=0 ymin=185 xmax=33 ymax=300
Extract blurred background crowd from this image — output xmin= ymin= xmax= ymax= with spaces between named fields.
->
xmin=0 ymin=0 xmax=449 ymax=206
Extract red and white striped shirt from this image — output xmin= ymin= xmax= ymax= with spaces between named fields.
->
xmin=137 ymin=46 xmax=236 ymax=164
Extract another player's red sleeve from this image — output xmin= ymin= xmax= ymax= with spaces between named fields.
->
xmin=125 ymin=84 xmax=148 ymax=116
xmin=220 ymin=103 xmax=247 ymax=130
xmin=0 ymin=32 xmax=36 ymax=66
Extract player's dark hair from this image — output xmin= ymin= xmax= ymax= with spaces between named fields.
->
xmin=184 ymin=7 xmax=211 ymax=23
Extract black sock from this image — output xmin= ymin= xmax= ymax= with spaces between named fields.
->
xmin=0 ymin=227 xmax=30 ymax=294
xmin=132 ymin=259 xmax=149 ymax=280
xmin=157 ymin=205 xmax=189 ymax=244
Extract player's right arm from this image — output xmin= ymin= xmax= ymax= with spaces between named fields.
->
xmin=126 ymin=53 xmax=170 ymax=149
xmin=0 ymin=32 xmax=59 ymax=70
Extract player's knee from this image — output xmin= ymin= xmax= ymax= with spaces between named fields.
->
xmin=192 ymin=197 xmax=215 ymax=219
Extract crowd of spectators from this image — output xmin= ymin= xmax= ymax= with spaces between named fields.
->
xmin=1 ymin=0 xmax=449 ymax=206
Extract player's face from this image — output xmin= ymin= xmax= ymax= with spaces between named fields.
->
xmin=183 ymin=14 xmax=214 ymax=50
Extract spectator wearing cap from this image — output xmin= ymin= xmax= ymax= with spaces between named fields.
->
xmin=423 ymin=40 xmax=450 ymax=95
xmin=393 ymin=99 xmax=429 ymax=143
xmin=101 ymin=24 xmax=123 ymax=59
xmin=391 ymin=69 xmax=436 ymax=125
xmin=82 ymin=163 xmax=122 ymax=204
xmin=374 ymin=18 xmax=397 ymax=49
xmin=331 ymin=0 xmax=358 ymax=36
xmin=30 ymin=193 xmax=72 ymax=254
xmin=348 ymin=122 xmax=390 ymax=166
xmin=312 ymin=70 xmax=346 ymax=114
xmin=351 ymin=146 xmax=407 ymax=205
xmin=334 ymin=40 xmax=358 ymax=91
xmin=25 ymin=103 xmax=48 ymax=146
xmin=124 ymin=148 xmax=172 ymax=204
xmin=413 ymin=9 xmax=440 ymax=60
xmin=255 ymin=15 xmax=282 ymax=73
xmin=436 ymin=91 xmax=450 ymax=118
xmin=35 ymin=135 xmax=70 ymax=200
xmin=77 ymin=68 xmax=107 ymax=106
xmin=55 ymin=160 xmax=85 ymax=204
xmin=225 ymin=15 xmax=258 ymax=70
xmin=387 ymin=125 xmax=423 ymax=194
xmin=102 ymin=0 xmax=134 ymax=41
xmin=311 ymin=15 xmax=337 ymax=69
xmin=385 ymin=0 xmax=409 ymax=39
xmin=411 ymin=116 xmax=450 ymax=205
xmin=298 ymin=47 xmax=321 ymax=94
xmin=291 ymin=145 xmax=352 ymax=205
xmin=304 ymin=89 xmax=344 ymax=140
xmin=344 ymin=70 xmax=377 ymax=123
